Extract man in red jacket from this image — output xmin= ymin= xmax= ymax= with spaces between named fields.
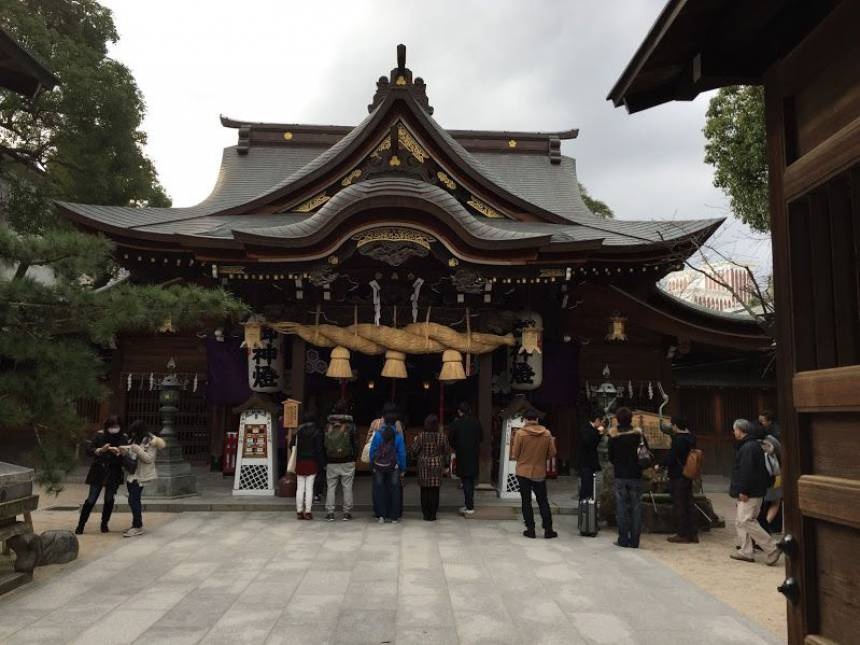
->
xmin=511 ymin=409 xmax=558 ymax=539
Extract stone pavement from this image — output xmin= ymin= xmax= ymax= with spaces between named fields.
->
xmin=0 ymin=513 xmax=781 ymax=645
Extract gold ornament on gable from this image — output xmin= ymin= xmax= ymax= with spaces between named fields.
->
xmin=467 ymin=197 xmax=503 ymax=219
xmin=292 ymin=192 xmax=330 ymax=213
xmin=397 ymin=125 xmax=428 ymax=163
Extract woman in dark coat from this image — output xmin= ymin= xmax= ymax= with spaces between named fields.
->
xmin=290 ymin=411 xmax=324 ymax=520
xmin=76 ymin=415 xmax=129 ymax=534
xmin=448 ymin=402 xmax=483 ymax=514
xmin=411 ymin=414 xmax=451 ymax=521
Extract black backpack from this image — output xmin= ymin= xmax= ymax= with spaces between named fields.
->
xmin=373 ymin=429 xmax=397 ymax=472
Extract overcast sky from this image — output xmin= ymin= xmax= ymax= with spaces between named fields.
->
xmin=103 ymin=0 xmax=771 ymax=270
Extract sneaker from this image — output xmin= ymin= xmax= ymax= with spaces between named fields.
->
xmin=342 ymin=513 xmax=352 ymax=521
xmin=544 ymin=530 xmax=558 ymax=539
xmin=305 ymin=512 xmax=313 ymax=521
xmin=523 ymin=528 xmax=536 ymax=538
xmin=730 ymin=552 xmax=755 ymax=563
xmin=688 ymin=535 xmax=700 ymax=543
xmin=123 ymin=527 xmax=144 ymax=538
xmin=463 ymin=508 xmax=475 ymax=515
xmin=392 ymin=519 xmax=400 ymax=524
xmin=326 ymin=513 xmax=335 ymax=522
xmin=765 ymin=549 xmax=783 ymax=566
xmin=458 ymin=506 xmax=467 ymax=514
xmin=613 ymin=540 xmax=629 ymax=548
xmin=377 ymin=517 xmax=385 ymax=524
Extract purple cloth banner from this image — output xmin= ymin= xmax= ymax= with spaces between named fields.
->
xmin=206 ymin=338 xmax=252 ymax=406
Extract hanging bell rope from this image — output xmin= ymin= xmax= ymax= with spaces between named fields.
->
xmin=439 ymin=349 xmax=466 ymax=382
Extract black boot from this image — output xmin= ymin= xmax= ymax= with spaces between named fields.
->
xmin=76 ymin=500 xmax=94 ymax=534
xmin=100 ymin=498 xmax=115 ymax=533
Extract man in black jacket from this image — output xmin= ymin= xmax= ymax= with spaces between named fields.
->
xmin=449 ymin=402 xmax=483 ymax=514
xmin=656 ymin=416 xmax=698 ymax=544
xmin=576 ymin=409 xmax=604 ymax=500
xmin=729 ymin=419 xmax=781 ymax=565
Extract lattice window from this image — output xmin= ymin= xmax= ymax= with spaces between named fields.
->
xmin=238 ymin=464 xmax=270 ymax=490
xmin=124 ymin=375 xmax=210 ymax=464
xmin=505 ymin=473 xmax=520 ymax=494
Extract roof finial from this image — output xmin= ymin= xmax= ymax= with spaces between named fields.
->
xmin=397 ymin=44 xmax=406 ymax=70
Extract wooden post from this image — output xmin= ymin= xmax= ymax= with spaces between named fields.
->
xmin=477 ymin=352 xmax=493 ymax=488
xmin=290 ymin=337 xmax=305 ymax=403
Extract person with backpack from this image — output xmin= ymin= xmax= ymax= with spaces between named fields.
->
xmin=759 ymin=434 xmax=783 ymax=534
xmin=323 ymin=400 xmax=358 ymax=522
xmin=411 ymin=414 xmax=450 ymax=521
xmin=291 ymin=411 xmax=324 ymax=520
xmin=369 ymin=423 xmax=406 ymax=523
xmin=118 ymin=420 xmax=165 ymax=537
xmin=76 ymin=415 xmax=129 ymax=535
xmin=729 ymin=419 xmax=781 ymax=565
xmin=608 ymin=407 xmax=649 ymax=548
xmin=448 ymin=402 xmax=482 ymax=515
xmin=655 ymin=416 xmax=699 ymax=544
xmin=511 ymin=409 xmax=558 ymax=539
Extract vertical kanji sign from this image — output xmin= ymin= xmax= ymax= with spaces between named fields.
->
xmin=247 ymin=327 xmax=284 ymax=393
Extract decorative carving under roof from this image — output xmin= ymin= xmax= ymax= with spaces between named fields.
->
xmin=368 ymin=44 xmax=434 ymax=115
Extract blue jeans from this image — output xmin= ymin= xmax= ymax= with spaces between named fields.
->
xmin=373 ymin=470 xmax=400 ymax=520
xmin=127 ymin=481 xmax=144 ymax=528
xmin=614 ymin=478 xmax=643 ymax=547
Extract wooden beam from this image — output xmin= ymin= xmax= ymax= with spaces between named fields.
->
xmin=793 ymin=365 xmax=860 ymax=411
xmin=798 ymin=475 xmax=860 ymax=530
xmin=290 ymin=337 xmax=306 ymax=404
xmin=784 ymin=114 xmax=860 ymax=201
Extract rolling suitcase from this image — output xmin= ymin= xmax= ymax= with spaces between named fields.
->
xmin=578 ymin=473 xmax=599 ymax=537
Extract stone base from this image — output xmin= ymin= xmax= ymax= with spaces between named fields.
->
xmin=146 ymin=437 xmax=198 ymax=498
xmin=0 ymin=571 xmax=31 ymax=596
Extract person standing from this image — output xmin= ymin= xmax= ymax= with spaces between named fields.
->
xmin=448 ymin=402 xmax=482 ymax=515
xmin=608 ymin=407 xmax=647 ymax=548
xmin=76 ymin=415 xmax=129 ymax=534
xmin=757 ymin=410 xmax=781 ymax=440
xmin=730 ymin=419 xmax=781 ymax=565
xmin=511 ymin=409 xmax=558 ymax=539
xmin=370 ymin=424 xmax=407 ymax=523
xmin=657 ymin=416 xmax=698 ymax=544
xmin=577 ymin=409 xmax=604 ymax=501
xmin=119 ymin=420 xmax=165 ymax=537
xmin=412 ymin=414 xmax=450 ymax=521
xmin=323 ymin=400 xmax=358 ymax=522
xmin=291 ymin=411 xmax=324 ymax=520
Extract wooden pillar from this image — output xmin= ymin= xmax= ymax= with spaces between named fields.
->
xmin=290 ymin=337 xmax=306 ymax=404
xmin=477 ymin=352 xmax=493 ymax=487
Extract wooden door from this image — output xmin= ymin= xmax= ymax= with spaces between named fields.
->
xmin=765 ymin=4 xmax=860 ymax=642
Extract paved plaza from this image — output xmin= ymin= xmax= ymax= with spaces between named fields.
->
xmin=0 ymin=512 xmax=781 ymax=645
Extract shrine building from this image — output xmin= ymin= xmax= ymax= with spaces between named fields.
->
xmin=57 ymin=46 xmax=771 ymax=482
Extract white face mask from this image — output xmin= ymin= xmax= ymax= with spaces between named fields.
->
xmin=107 ymin=426 xmax=120 ymax=435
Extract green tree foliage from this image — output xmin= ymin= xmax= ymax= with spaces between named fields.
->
xmin=0 ymin=1 xmax=246 ymax=490
xmin=703 ymin=86 xmax=769 ymax=232
xmin=579 ymin=182 xmax=614 ymax=219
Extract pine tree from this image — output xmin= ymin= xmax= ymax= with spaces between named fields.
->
xmin=0 ymin=1 xmax=246 ymax=491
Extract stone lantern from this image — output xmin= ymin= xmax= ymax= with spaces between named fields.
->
xmin=149 ymin=358 xmax=197 ymax=497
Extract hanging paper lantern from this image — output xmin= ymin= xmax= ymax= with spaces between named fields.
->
xmin=439 ymin=349 xmax=466 ymax=381
xmin=326 ymin=346 xmax=353 ymax=379
xmin=381 ymin=350 xmax=407 ymax=378
xmin=518 ymin=326 xmax=542 ymax=355
xmin=243 ymin=322 xmax=263 ymax=349
xmin=606 ymin=312 xmax=628 ymax=342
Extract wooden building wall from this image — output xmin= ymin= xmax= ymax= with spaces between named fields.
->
xmin=764 ymin=3 xmax=860 ymax=642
